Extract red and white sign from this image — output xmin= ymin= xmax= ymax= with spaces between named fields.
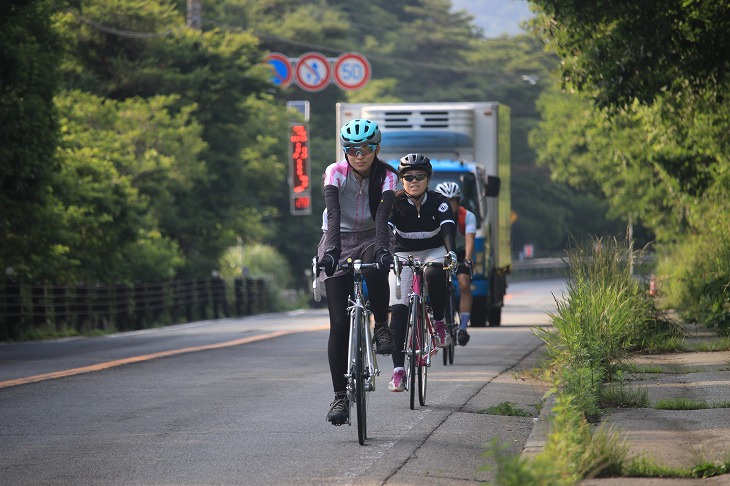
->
xmin=263 ymin=52 xmax=293 ymax=88
xmin=333 ymin=52 xmax=371 ymax=91
xmin=295 ymin=52 xmax=331 ymax=92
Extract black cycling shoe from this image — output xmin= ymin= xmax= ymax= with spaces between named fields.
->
xmin=326 ymin=396 xmax=349 ymax=425
xmin=457 ymin=329 xmax=470 ymax=346
xmin=373 ymin=326 xmax=394 ymax=355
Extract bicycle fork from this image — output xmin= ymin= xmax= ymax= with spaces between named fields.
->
xmin=345 ymin=299 xmax=379 ymax=393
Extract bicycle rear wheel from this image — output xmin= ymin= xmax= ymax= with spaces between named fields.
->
xmin=443 ymin=290 xmax=457 ymax=366
xmin=354 ymin=307 xmax=367 ymax=445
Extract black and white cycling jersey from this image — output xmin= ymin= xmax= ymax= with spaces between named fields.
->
xmin=389 ymin=190 xmax=456 ymax=253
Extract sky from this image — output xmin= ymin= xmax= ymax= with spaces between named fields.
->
xmin=450 ymin=0 xmax=535 ymax=37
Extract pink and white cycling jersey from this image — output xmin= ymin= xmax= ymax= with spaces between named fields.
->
xmin=323 ymin=160 xmax=398 ymax=232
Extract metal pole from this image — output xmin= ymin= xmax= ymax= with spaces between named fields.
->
xmin=187 ymin=0 xmax=202 ymax=29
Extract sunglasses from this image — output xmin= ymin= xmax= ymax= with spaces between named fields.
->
xmin=343 ymin=144 xmax=378 ymax=156
xmin=402 ymin=173 xmax=428 ymax=182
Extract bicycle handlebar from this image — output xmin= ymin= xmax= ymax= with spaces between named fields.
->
xmin=311 ymin=256 xmax=401 ymax=302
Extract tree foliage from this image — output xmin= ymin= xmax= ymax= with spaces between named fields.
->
xmin=527 ymin=0 xmax=729 ymax=326
xmin=3 ymin=0 xmax=626 ymax=291
xmin=528 ymin=0 xmax=730 ymax=110
xmin=0 ymin=0 xmax=63 ymax=279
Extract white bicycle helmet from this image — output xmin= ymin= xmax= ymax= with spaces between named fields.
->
xmin=435 ymin=181 xmax=461 ymax=199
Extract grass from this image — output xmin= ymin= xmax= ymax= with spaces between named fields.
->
xmin=17 ymin=323 xmax=116 ymax=341
xmin=688 ymin=337 xmax=730 ymax=352
xmin=601 ymin=382 xmax=649 ymax=408
xmin=481 ymin=401 xmax=535 ymax=417
xmin=653 ymin=398 xmax=730 ymax=410
xmin=484 ymin=235 xmax=730 ymax=484
xmin=625 ymin=456 xmax=730 ymax=479
xmin=621 ymin=363 xmax=705 ymax=374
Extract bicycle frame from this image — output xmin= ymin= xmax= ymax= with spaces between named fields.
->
xmin=396 ymin=255 xmax=446 ymax=409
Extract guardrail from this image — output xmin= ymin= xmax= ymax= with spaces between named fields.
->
xmin=510 ymin=257 xmax=567 ymax=280
xmin=0 ymin=276 xmax=268 ymax=341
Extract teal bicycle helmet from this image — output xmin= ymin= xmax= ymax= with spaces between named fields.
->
xmin=340 ymin=119 xmax=382 ymax=145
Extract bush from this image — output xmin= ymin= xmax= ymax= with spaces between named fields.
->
xmin=657 ymin=203 xmax=730 ymax=335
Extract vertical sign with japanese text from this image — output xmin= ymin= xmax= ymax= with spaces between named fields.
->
xmin=289 ymin=123 xmax=312 ymax=215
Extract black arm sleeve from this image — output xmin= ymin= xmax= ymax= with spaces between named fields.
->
xmin=375 ymin=190 xmax=395 ymax=252
xmin=441 ymin=221 xmax=456 ymax=253
xmin=323 ymin=185 xmax=341 ymax=252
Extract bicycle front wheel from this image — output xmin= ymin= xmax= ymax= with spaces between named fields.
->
xmin=407 ymin=297 xmax=419 ymax=410
xmin=418 ymin=306 xmax=428 ymax=406
xmin=354 ymin=307 xmax=367 ymax=445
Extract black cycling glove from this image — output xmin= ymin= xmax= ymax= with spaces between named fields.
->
xmin=375 ymin=248 xmax=394 ymax=273
xmin=321 ymin=248 xmax=340 ymax=277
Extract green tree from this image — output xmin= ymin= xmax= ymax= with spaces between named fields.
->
xmin=57 ymin=0 xmax=291 ymax=275
xmin=528 ymin=0 xmax=730 ymax=109
xmin=51 ymin=90 xmax=207 ymax=282
xmin=0 ymin=0 xmax=64 ymax=280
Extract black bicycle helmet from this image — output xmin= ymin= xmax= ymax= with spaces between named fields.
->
xmin=398 ymin=153 xmax=432 ymax=176
xmin=340 ymin=118 xmax=382 ymax=145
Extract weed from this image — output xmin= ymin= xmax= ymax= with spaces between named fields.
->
xmin=653 ymin=398 xmax=730 ymax=410
xmin=481 ymin=402 xmax=534 ymax=417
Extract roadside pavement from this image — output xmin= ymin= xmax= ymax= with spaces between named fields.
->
xmin=523 ymin=322 xmax=730 ymax=485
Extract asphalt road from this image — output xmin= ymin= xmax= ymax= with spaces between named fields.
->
xmin=0 ymin=279 xmax=565 ymax=485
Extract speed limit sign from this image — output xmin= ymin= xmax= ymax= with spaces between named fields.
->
xmin=333 ymin=53 xmax=371 ymax=91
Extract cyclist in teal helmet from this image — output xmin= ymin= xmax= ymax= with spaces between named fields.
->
xmin=318 ymin=118 xmax=398 ymax=425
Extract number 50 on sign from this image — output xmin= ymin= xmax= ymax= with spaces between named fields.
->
xmin=333 ymin=53 xmax=371 ymax=91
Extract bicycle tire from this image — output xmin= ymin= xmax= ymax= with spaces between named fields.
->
xmin=354 ymin=306 xmax=367 ymax=445
xmin=418 ymin=303 xmax=428 ymax=406
xmin=408 ymin=297 xmax=419 ymax=410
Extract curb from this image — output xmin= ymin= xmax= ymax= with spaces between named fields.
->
xmin=521 ymin=392 xmax=555 ymax=459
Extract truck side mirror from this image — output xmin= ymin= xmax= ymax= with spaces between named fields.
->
xmin=486 ymin=176 xmax=500 ymax=197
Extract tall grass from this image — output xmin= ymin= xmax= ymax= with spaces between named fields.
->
xmin=535 ymin=237 xmax=661 ymax=384
xmin=488 ymin=235 xmax=722 ymax=484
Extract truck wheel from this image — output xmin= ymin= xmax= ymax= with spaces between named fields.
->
xmin=470 ymin=296 xmax=487 ymax=327
xmin=488 ymin=306 xmax=502 ymax=327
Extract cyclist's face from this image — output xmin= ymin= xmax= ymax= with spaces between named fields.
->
xmin=402 ymin=171 xmax=429 ymax=197
xmin=345 ymin=144 xmax=379 ymax=175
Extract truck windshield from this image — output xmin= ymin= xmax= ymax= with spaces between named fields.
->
xmin=428 ymin=172 xmax=482 ymax=228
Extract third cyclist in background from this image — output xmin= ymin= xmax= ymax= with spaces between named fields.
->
xmin=435 ymin=182 xmax=475 ymax=346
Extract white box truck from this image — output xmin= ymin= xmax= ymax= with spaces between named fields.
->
xmin=336 ymin=102 xmax=511 ymax=326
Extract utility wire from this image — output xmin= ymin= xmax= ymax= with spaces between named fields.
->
xmin=71 ymin=13 xmax=507 ymax=77
xmin=72 ymin=12 xmax=176 ymax=38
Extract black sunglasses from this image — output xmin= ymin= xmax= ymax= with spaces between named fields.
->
xmin=402 ymin=173 xmax=428 ymax=182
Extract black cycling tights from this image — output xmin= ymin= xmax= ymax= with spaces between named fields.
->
xmin=325 ymin=264 xmax=390 ymax=394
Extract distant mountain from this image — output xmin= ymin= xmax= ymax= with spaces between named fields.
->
xmin=451 ymin=0 xmax=534 ymax=37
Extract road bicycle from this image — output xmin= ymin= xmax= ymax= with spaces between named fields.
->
xmin=394 ymin=255 xmax=453 ymax=409
xmin=312 ymin=257 xmax=380 ymax=445
xmin=442 ymin=269 xmax=459 ymax=366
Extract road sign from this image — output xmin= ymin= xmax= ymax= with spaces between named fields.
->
xmin=333 ymin=53 xmax=371 ymax=91
xmin=264 ymin=52 xmax=293 ymax=88
xmin=295 ymin=52 xmax=331 ymax=92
